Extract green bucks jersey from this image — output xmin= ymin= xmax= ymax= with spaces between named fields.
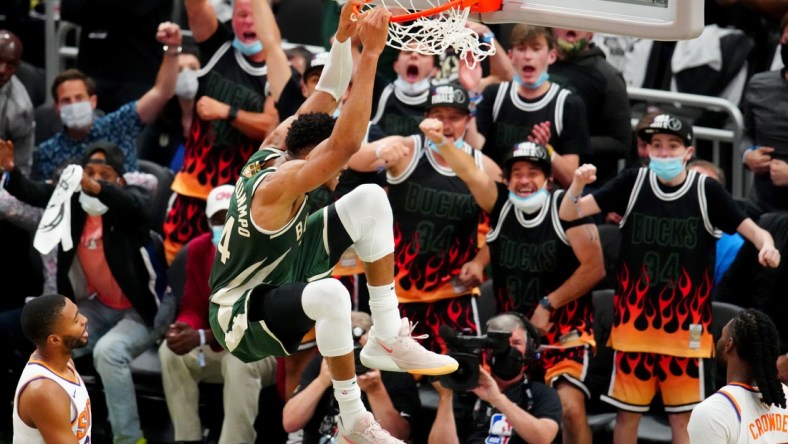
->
xmin=208 ymin=147 xmax=313 ymax=360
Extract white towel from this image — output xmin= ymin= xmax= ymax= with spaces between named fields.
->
xmin=34 ymin=164 xmax=83 ymax=254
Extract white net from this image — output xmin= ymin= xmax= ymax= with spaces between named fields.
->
xmin=355 ymin=0 xmax=496 ymax=69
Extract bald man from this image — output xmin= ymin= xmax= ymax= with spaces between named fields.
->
xmin=0 ymin=29 xmax=34 ymax=176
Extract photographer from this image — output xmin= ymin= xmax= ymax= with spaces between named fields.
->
xmin=282 ymin=312 xmax=420 ymax=443
xmin=429 ymin=313 xmax=562 ymax=444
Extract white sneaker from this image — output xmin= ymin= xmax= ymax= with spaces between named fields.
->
xmin=360 ymin=318 xmax=458 ymax=375
xmin=337 ymin=412 xmax=404 ymax=444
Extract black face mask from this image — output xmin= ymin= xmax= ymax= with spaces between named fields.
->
xmin=782 ymin=44 xmax=788 ymax=69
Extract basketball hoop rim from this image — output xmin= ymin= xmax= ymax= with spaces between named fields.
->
xmin=352 ymin=0 xmax=480 ymax=23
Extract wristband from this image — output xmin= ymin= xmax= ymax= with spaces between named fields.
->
xmin=538 ymin=296 xmax=555 ymax=312
xmin=198 ymin=329 xmax=206 ymax=346
xmin=566 ymin=190 xmax=580 ymax=204
xmin=375 ymin=144 xmax=385 ymax=159
xmin=163 ymin=45 xmax=182 ymax=56
xmin=481 ymin=32 xmax=495 ymax=44
xmin=227 ymin=106 xmax=238 ymax=122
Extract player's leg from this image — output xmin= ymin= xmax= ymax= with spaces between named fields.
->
xmin=659 ymin=354 xmax=703 ymax=444
xmin=543 ymin=345 xmax=593 ymax=444
xmin=331 ymin=184 xmax=458 ymax=375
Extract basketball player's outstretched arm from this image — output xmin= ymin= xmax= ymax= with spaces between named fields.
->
xmin=260 ymin=0 xmax=362 ymax=149
xmin=269 ymin=7 xmax=391 ymax=198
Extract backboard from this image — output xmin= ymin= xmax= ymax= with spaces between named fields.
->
xmin=368 ymin=0 xmax=704 ymax=40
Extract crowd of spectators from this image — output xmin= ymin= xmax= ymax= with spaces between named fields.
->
xmin=2 ymin=0 xmax=788 ymax=442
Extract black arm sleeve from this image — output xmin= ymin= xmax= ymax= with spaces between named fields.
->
xmin=4 ymin=169 xmax=56 ymax=208
xmin=97 ymin=184 xmax=151 ymax=228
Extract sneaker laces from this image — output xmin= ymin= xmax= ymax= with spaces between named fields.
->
xmin=399 ymin=320 xmax=429 ymax=351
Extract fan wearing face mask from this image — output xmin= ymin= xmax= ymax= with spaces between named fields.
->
xmin=427 ymin=137 xmax=605 ymax=444
xmin=158 ymin=184 xmax=277 ymax=444
xmin=0 ymin=139 xmax=162 ymax=444
xmin=33 ymin=22 xmax=183 ymax=182
xmin=349 ymin=82 xmax=501 ymax=354
xmin=138 ymin=44 xmax=202 ymax=171
xmin=560 ymin=113 xmax=781 ymax=444
xmin=473 ymin=25 xmax=590 ymax=189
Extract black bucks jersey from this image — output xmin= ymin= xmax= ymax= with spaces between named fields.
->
xmin=475 ymin=82 xmax=590 ymax=167
xmin=594 ymin=168 xmax=746 ymax=358
xmin=370 ymin=84 xmax=430 ymax=137
xmin=487 ymin=186 xmax=594 ymax=349
xmin=387 ymin=135 xmax=484 ymax=303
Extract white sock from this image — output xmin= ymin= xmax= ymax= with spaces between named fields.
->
xmin=367 ymin=282 xmax=401 ymax=340
xmin=333 ymin=377 xmax=366 ymax=429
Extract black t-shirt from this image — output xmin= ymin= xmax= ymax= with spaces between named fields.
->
xmin=274 ymin=70 xmax=307 ymax=120
xmin=475 ymin=82 xmax=590 ymax=167
xmin=295 ymin=354 xmax=421 ymax=444
xmin=456 ymin=379 xmax=562 ymax=444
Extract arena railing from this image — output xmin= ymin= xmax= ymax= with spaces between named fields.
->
xmin=627 ymin=86 xmax=749 ymax=199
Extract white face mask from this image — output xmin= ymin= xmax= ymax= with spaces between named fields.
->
xmin=508 ymin=187 xmax=548 ymax=214
xmin=394 ymin=77 xmax=431 ymax=96
xmin=60 ymin=101 xmax=94 ymax=130
xmin=175 ymin=68 xmax=199 ymax=100
xmin=79 ymin=191 xmax=109 ymax=215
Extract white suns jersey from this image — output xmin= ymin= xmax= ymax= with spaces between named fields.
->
xmin=13 ymin=358 xmax=91 ymax=444
xmin=688 ymin=382 xmax=788 ymax=444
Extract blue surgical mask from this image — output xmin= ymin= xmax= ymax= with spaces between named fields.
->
xmin=508 ymin=187 xmax=548 ymax=214
xmin=232 ymin=37 xmax=263 ymax=56
xmin=427 ymin=137 xmax=465 ymax=154
xmin=648 ymin=155 xmax=686 ymax=181
xmin=211 ymin=225 xmax=223 ymax=247
xmin=514 ymin=71 xmax=549 ymax=90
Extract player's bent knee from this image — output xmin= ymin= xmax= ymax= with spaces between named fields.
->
xmin=301 ymin=278 xmax=351 ymax=321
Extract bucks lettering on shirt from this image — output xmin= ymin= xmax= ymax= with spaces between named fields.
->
xmin=387 ymin=135 xmax=483 ymax=303
xmin=688 ymin=382 xmax=788 ymax=444
xmin=593 ymin=168 xmax=746 ymax=358
xmin=173 ymin=30 xmax=268 ymax=200
xmin=475 ymin=82 xmax=590 ymax=167
xmin=370 ymin=84 xmax=429 ymax=136
xmin=13 ymin=359 xmax=91 ymax=444
xmin=486 ymin=185 xmax=594 ymax=349
xmin=209 ymin=148 xmax=309 ymax=357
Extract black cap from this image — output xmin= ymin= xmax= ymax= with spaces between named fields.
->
xmin=637 ymin=113 xmax=694 ymax=147
xmin=303 ymin=52 xmax=328 ymax=80
xmin=426 ymin=81 xmax=470 ymax=113
xmin=503 ymin=142 xmax=551 ymax=177
xmin=83 ymin=140 xmax=126 ymax=176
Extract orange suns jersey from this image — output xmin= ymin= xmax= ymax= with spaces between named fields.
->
xmin=387 ymin=135 xmax=485 ymax=304
xmin=486 ymin=186 xmax=594 ymax=349
xmin=13 ymin=358 xmax=91 ymax=444
xmin=607 ymin=169 xmax=735 ymax=358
